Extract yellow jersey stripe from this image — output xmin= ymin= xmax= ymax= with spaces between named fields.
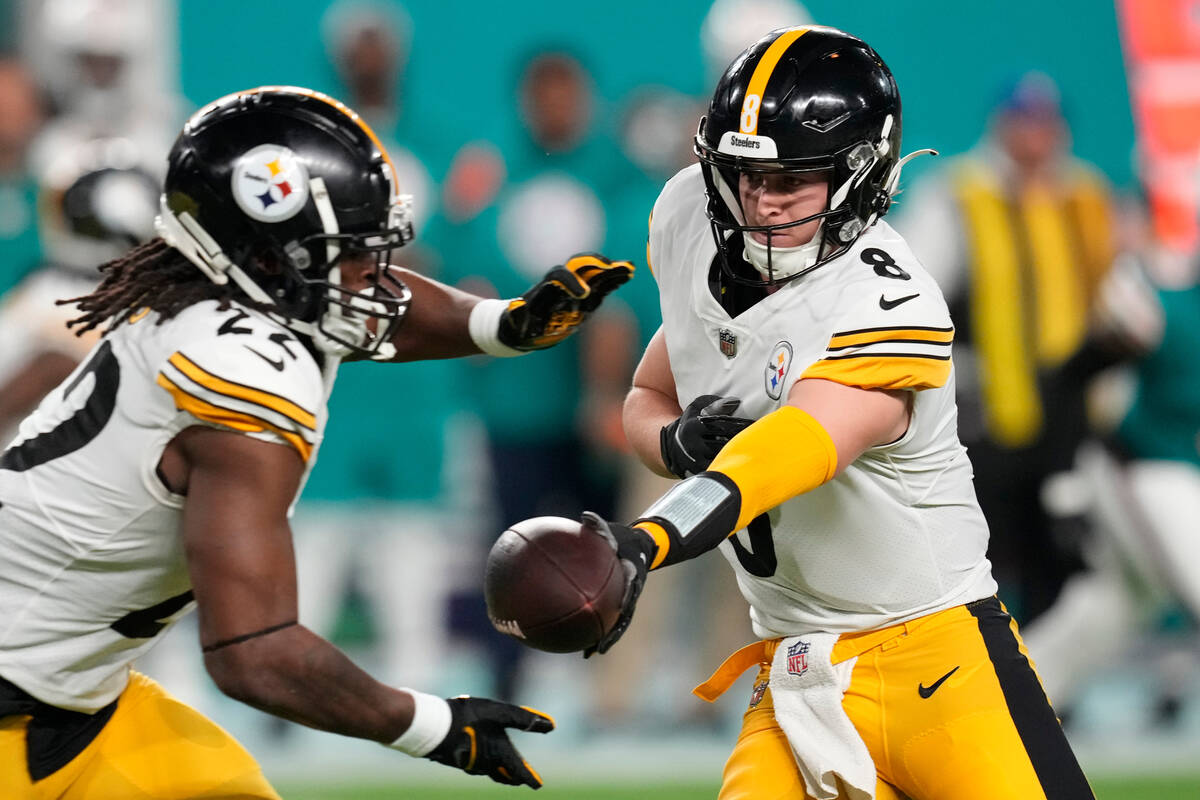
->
xmin=802 ymin=354 xmax=952 ymax=390
xmin=168 ymin=353 xmax=317 ymax=431
xmin=157 ymin=374 xmax=313 ymax=461
xmin=740 ymin=28 xmax=809 ymax=134
xmin=828 ymin=326 xmax=954 ymax=349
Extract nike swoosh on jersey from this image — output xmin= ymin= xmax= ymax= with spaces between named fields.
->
xmin=879 ymin=293 xmax=920 ymax=310
xmin=243 ymin=346 xmax=286 ymax=372
xmin=917 ymin=665 xmax=960 ymax=698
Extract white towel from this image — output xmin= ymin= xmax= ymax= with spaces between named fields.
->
xmin=768 ymin=633 xmax=876 ymax=800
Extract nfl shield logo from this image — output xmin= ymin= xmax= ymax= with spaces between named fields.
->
xmin=719 ymin=328 xmax=737 ymax=358
xmin=749 ymin=679 xmax=769 ymax=708
xmin=786 ymin=640 xmax=810 ymax=677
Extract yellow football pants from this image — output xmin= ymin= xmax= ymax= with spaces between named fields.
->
xmin=704 ymin=598 xmax=1094 ymax=800
xmin=0 ymin=671 xmax=280 ymax=800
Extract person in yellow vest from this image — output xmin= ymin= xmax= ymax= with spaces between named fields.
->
xmin=893 ymin=71 xmax=1123 ymax=624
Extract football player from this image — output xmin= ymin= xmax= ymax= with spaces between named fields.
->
xmin=0 ymin=87 xmax=631 ymax=797
xmin=0 ymin=139 xmax=159 ymax=439
xmin=581 ymin=27 xmax=1095 ymax=799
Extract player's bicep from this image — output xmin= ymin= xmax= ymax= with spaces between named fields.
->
xmin=178 ymin=426 xmax=303 ymax=649
xmin=629 ymin=328 xmax=675 ymax=399
xmin=786 ymin=378 xmax=910 ymax=475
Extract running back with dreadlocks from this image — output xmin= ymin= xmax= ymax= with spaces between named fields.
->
xmin=64 ymin=238 xmax=257 ymax=336
xmin=0 ymin=82 xmax=642 ymax=799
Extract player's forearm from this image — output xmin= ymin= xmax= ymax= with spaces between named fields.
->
xmin=203 ymin=623 xmax=414 ymax=743
xmin=634 ymin=406 xmax=838 ymax=568
xmin=622 ymin=384 xmax=680 ymax=478
xmin=384 ymin=268 xmax=482 ymax=362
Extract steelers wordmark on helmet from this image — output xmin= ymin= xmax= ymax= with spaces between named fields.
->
xmin=231 ymin=144 xmax=311 ymax=223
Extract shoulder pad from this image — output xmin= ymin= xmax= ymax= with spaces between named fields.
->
xmin=648 ymin=164 xmax=706 ymax=281
xmin=803 ymin=236 xmax=954 ymax=390
xmin=155 ymin=306 xmax=323 ymax=460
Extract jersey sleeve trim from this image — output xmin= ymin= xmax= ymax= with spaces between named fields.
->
xmin=156 ymin=373 xmax=314 ymax=461
xmin=827 ymin=324 xmax=954 ymax=350
xmin=800 ymin=354 xmax=951 ymax=390
xmin=802 ymin=322 xmax=954 ymax=389
xmin=163 ymin=352 xmax=317 ymax=431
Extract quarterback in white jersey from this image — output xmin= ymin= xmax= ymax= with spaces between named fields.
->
xmin=650 ymin=165 xmax=995 ymax=638
xmin=0 ymin=87 xmax=632 ymax=798
xmin=575 ymin=27 xmax=1094 ymax=800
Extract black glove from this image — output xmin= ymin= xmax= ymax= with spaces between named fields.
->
xmin=425 ymin=696 xmax=555 ymax=789
xmin=497 ymin=253 xmax=634 ymax=351
xmin=580 ymin=511 xmax=657 ymax=658
xmin=660 ymin=395 xmax=753 ymax=479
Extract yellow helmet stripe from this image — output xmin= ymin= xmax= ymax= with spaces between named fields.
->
xmin=740 ymin=28 xmax=809 ymax=135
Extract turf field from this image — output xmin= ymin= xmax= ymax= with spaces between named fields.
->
xmin=275 ymin=774 xmax=1200 ymax=799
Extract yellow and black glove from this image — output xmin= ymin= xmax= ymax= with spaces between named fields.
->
xmin=425 ymin=696 xmax=555 ymax=789
xmin=497 ymin=253 xmax=634 ymax=351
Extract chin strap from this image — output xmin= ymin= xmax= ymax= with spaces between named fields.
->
xmin=155 ymin=202 xmax=276 ymax=307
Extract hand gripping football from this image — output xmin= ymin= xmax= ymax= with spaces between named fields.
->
xmin=484 ymin=516 xmax=625 ymax=653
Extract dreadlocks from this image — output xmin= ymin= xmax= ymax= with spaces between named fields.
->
xmin=63 ymin=238 xmax=265 ymax=336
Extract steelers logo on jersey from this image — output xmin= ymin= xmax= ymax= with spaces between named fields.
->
xmin=765 ymin=340 xmax=793 ymax=400
xmin=231 ymin=144 xmax=310 ymax=223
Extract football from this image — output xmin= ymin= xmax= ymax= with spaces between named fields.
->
xmin=484 ymin=515 xmax=626 ymax=653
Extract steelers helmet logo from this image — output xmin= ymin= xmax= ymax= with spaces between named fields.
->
xmin=765 ymin=341 xmax=793 ymax=401
xmin=231 ymin=144 xmax=310 ymax=222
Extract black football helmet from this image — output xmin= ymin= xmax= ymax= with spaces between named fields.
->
xmin=694 ymin=26 xmax=934 ymax=286
xmin=38 ymin=138 xmax=159 ymax=275
xmin=156 ymin=86 xmax=413 ymax=359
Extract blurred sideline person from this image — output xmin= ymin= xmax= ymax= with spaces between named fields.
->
xmin=320 ymin=0 xmax=435 ymax=252
xmin=290 ymin=0 xmax=461 ymax=711
xmin=0 ymin=56 xmax=45 ymax=296
xmin=23 ymin=0 xmax=184 ymax=182
xmin=577 ymin=28 xmax=1094 ymax=799
xmin=0 ymin=87 xmax=632 ymax=797
xmin=894 ymin=72 xmax=1123 ymax=624
xmin=437 ymin=49 xmax=637 ymax=702
xmin=1021 ymin=200 xmax=1200 ymax=728
xmin=0 ymin=139 xmax=158 ymax=440
xmin=700 ymin=0 xmax=812 ymax=83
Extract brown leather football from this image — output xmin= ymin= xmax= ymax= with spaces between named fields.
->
xmin=484 ymin=515 xmax=625 ymax=653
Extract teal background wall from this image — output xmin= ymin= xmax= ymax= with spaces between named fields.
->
xmin=177 ymin=0 xmax=1136 ymax=188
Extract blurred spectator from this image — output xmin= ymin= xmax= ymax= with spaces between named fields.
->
xmin=0 ymin=137 xmax=157 ymax=439
xmin=438 ymin=49 xmax=639 ymax=702
xmin=700 ymin=0 xmax=812 ymax=81
xmin=289 ymin=0 xmax=465 ymax=703
xmin=1022 ymin=193 xmax=1200 ymax=729
xmin=22 ymin=0 xmax=184 ymax=181
xmin=321 ymin=0 xmax=436 ymax=257
xmin=894 ymin=71 xmax=1126 ymax=624
xmin=0 ymin=56 xmax=44 ymax=296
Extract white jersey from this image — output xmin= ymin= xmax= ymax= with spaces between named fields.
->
xmin=648 ymin=165 xmax=996 ymax=638
xmin=0 ymin=300 xmax=334 ymax=711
